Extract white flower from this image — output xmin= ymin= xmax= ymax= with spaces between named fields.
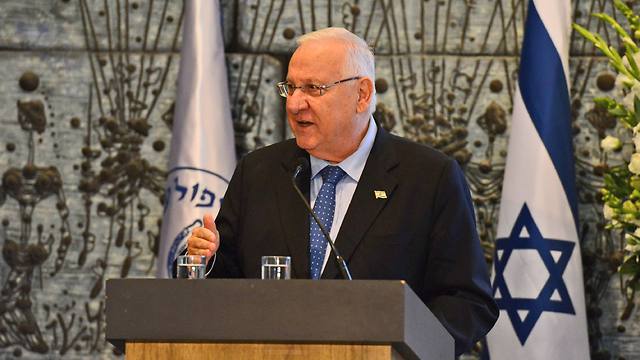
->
xmin=626 ymin=229 xmax=640 ymax=245
xmin=625 ymin=233 xmax=636 ymax=242
xmin=616 ymin=73 xmax=634 ymax=91
xmin=601 ymin=135 xmax=622 ymax=152
xmin=632 ymin=124 xmax=640 ymax=152
xmin=634 ymin=133 xmax=640 ymax=153
xmin=629 ymin=153 xmax=640 ymax=174
xmin=623 ymin=92 xmax=636 ymax=112
xmin=621 ymin=79 xmax=640 ymax=111
xmin=604 ymin=204 xmax=616 ymax=220
xmin=625 ymin=243 xmax=640 ymax=252
xmin=632 ymin=82 xmax=640 ymax=98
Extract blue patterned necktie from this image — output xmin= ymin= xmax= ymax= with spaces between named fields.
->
xmin=309 ymin=165 xmax=347 ymax=279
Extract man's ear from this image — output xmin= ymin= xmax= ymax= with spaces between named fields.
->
xmin=356 ymin=77 xmax=374 ymax=113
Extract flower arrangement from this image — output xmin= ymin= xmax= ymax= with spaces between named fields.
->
xmin=573 ymin=0 xmax=640 ymax=306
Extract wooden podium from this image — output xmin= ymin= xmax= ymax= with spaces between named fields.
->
xmin=105 ymin=279 xmax=453 ymax=359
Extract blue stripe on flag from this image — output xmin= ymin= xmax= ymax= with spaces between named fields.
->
xmin=518 ymin=1 xmax=578 ymax=226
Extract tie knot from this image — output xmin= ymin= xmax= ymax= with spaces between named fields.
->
xmin=320 ymin=166 xmax=346 ymax=185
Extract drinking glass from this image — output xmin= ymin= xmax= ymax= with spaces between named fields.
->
xmin=261 ymin=256 xmax=291 ymax=280
xmin=176 ymin=255 xmax=206 ymax=279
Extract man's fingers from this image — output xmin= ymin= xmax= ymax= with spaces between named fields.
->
xmin=203 ymin=213 xmax=217 ymax=232
xmin=186 ymin=214 xmax=220 ymax=265
xmin=188 ymin=246 xmax=213 ymax=258
xmin=188 ymin=234 xmax=218 ymax=250
xmin=191 ymin=227 xmax=216 ymax=242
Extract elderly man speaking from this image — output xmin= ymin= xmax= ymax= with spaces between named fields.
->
xmin=187 ymin=27 xmax=498 ymax=355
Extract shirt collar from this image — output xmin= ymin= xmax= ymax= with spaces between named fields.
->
xmin=309 ymin=116 xmax=378 ymax=182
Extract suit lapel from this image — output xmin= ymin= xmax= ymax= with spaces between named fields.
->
xmin=322 ymin=128 xmax=399 ymax=279
xmin=275 ymin=145 xmax=311 ymax=279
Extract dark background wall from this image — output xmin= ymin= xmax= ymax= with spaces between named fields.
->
xmin=0 ymin=0 xmax=636 ymax=359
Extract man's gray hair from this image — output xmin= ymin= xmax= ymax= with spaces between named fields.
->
xmin=297 ymin=27 xmax=377 ymax=115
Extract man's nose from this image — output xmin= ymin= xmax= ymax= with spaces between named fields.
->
xmin=286 ymin=90 xmax=309 ymax=114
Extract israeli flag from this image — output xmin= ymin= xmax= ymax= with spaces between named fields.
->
xmin=156 ymin=0 xmax=235 ymax=278
xmin=486 ymin=0 xmax=590 ymax=358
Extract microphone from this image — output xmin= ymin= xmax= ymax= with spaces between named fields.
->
xmin=291 ymin=157 xmax=353 ymax=280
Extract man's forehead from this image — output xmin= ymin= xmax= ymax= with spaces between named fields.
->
xmin=292 ymin=39 xmax=348 ymax=63
xmin=286 ymin=64 xmax=342 ymax=83
xmin=288 ymin=40 xmax=347 ymax=82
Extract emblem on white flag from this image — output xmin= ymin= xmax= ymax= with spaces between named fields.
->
xmin=156 ymin=0 xmax=236 ymax=278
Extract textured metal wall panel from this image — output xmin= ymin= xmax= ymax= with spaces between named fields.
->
xmin=236 ymin=0 xmax=526 ymax=55
xmin=0 ymin=0 xmax=236 ymax=51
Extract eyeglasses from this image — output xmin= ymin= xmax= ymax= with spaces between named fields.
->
xmin=276 ymin=76 xmax=361 ymax=98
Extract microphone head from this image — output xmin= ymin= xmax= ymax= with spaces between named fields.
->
xmin=293 ymin=157 xmax=310 ymax=179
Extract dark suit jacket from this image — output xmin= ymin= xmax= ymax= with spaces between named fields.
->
xmin=209 ymin=127 xmax=498 ymax=355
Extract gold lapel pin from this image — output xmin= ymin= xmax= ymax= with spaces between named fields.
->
xmin=374 ymin=190 xmax=387 ymax=199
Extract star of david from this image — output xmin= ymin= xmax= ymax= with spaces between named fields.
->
xmin=493 ymin=203 xmax=575 ymax=345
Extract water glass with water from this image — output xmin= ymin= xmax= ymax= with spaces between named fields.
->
xmin=176 ymin=255 xmax=206 ymax=279
xmin=261 ymin=256 xmax=291 ymax=280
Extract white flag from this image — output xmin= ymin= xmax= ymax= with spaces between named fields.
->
xmin=486 ymin=0 xmax=590 ymax=358
xmin=156 ymin=0 xmax=235 ymax=278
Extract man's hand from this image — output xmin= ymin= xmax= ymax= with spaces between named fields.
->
xmin=187 ymin=213 xmax=219 ymax=264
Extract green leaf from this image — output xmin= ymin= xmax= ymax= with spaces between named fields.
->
xmin=572 ymin=23 xmax=599 ymax=44
xmin=592 ymin=96 xmax=634 ymax=125
xmin=593 ymin=96 xmax=639 ymax=127
xmin=614 ymin=0 xmax=640 ymax=31
xmin=604 ymin=165 xmax=634 ymax=199
xmin=573 ymin=23 xmax=632 ymax=78
xmin=609 ymin=45 xmax=624 ymax=64
xmin=593 ymin=12 xmax=638 ymax=52
xmin=610 ymin=107 xmax=627 ymax=116
xmin=615 ymin=0 xmax=632 ymax=14
xmin=626 ymin=46 xmax=640 ymax=78
xmin=634 ymin=96 xmax=640 ymax=125
xmin=619 ymin=256 xmax=640 ymax=274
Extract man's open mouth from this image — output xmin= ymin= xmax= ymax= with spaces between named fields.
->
xmin=297 ymin=120 xmax=314 ymax=127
